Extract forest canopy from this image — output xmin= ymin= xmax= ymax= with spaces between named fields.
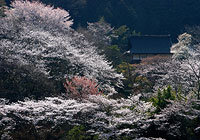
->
xmin=5 ymin=0 xmax=200 ymax=41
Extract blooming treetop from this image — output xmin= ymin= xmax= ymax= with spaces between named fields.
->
xmin=7 ymin=0 xmax=73 ymax=31
xmin=0 ymin=0 xmax=123 ymax=94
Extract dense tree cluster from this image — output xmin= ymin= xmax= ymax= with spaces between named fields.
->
xmin=134 ymin=32 xmax=200 ymax=99
xmin=0 ymin=95 xmax=156 ymax=139
xmin=0 ymin=0 xmax=123 ymax=96
xmin=1 ymin=1 xmax=200 ymax=140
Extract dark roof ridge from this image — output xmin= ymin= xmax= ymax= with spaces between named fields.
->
xmin=129 ymin=35 xmax=172 ymax=54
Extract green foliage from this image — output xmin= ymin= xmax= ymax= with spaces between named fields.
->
xmin=117 ymin=63 xmax=153 ymax=96
xmin=151 ymin=86 xmax=176 ymax=112
xmin=107 ymin=25 xmax=140 ymax=67
xmin=113 ymin=25 xmax=129 ymax=37
xmin=117 ymin=62 xmax=135 ymax=78
xmin=104 ymin=45 xmax=122 ymax=66
xmin=0 ymin=0 xmax=5 ymax=6
xmin=108 ymin=136 xmax=132 ymax=140
xmin=0 ymin=0 xmax=6 ymax=17
xmin=112 ymin=25 xmax=130 ymax=52
xmin=112 ymin=25 xmax=140 ymax=53
xmin=117 ymin=62 xmax=145 ymax=96
xmin=117 ymin=62 xmax=135 ymax=89
xmin=66 ymin=125 xmax=98 ymax=140
xmin=133 ymin=76 xmax=152 ymax=95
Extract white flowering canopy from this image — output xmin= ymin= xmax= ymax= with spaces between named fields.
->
xmin=0 ymin=95 xmax=155 ymax=139
xmin=138 ymin=33 xmax=200 ymax=97
xmin=0 ymin=0 xmax=123 ymax=94
xmin=171 ymin=33 xmax=193 ymax=59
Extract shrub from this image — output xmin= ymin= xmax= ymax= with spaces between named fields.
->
xmin=151 ymin=86 xmax=176 ymax=112
xmin=66 ymin=125 xmax=99 ymax=140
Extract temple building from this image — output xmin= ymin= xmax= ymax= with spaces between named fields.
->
xmin=129 ymin=35 xmax=173 ymax=63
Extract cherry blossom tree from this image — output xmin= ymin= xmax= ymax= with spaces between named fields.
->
xmin=64 ymin=76 xmax=102 ymax=99
xmin=135 ymin=56 xmax=183 ymax=94
xmin=77 ymin=18 xmax=113 ymax=54
xmin=137 ymin=33 xmax=200 ymax=98
xmin=0 ymin=94 xmax=155 ymax=139
xmin=0 ymin=0 xmax=123 ymax=94
xmin=172 ymin=33 xmax=200 ymax=99
xmin=145 ymin=99 xmax=200 ymax=140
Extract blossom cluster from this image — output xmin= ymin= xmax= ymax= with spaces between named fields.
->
xmin=0 ymin=0 xmax=123 ymax=94
xmin=0 ymin=94 xmax=155 ymax=139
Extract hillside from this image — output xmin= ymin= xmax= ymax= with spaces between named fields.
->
xmin=5 ymin=0 xmax=200 ymax=41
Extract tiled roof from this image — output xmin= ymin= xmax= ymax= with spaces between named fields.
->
xmin=129 ymin=35 xmax=172 ymax=54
